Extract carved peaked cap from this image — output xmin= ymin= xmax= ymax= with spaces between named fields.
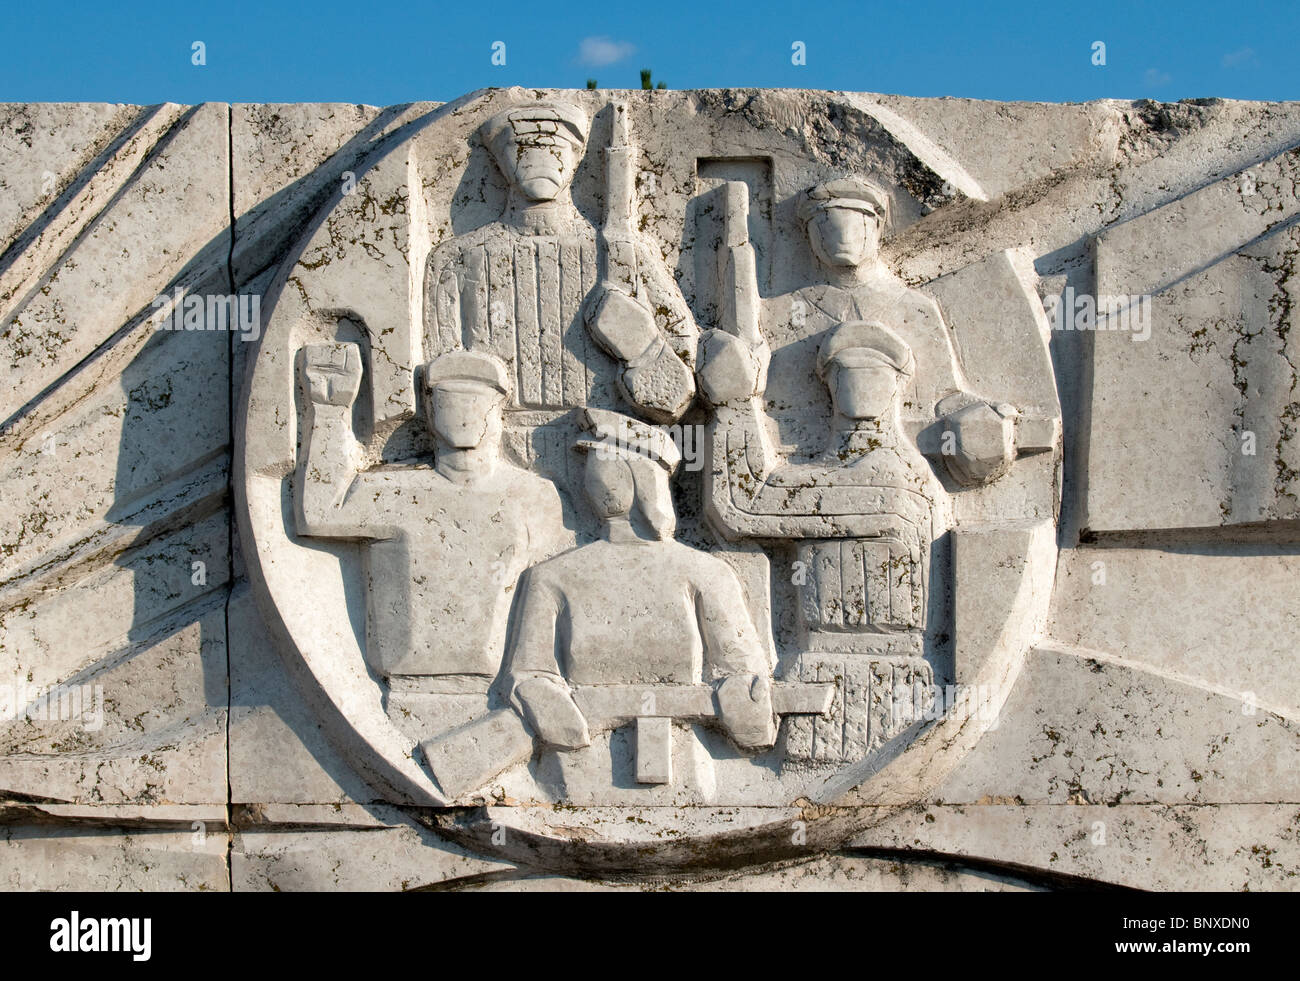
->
xmin=798 ymin=175 xmax=891 ymax=225
xmin=574 ymin=407 xmax=682 ymax=473
xmin=480 ymin=101 xmax=590 ymax=151
xmin=817 ymin=321 xmax=914 ymax=379
xmin=422 ymin=349 xmax=512 ymax=396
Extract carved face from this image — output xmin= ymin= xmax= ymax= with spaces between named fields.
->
xmin=497 ymin=121 xmax=581 ymax=202
xmin=828 ymin=359 xmax=899 ymax=421
xmin=583 ymin=454 xmax=635 ymax=520
xmin=428 ymin=383 xmax=502 ymax=449
xmin=807 ymin=206 xmax=879 ymax=268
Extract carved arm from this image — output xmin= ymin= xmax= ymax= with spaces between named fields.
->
xmin=584 ymin=102 xmax=695 ymax=424
xmin=294 ymin=341 xmax=377 ymax=539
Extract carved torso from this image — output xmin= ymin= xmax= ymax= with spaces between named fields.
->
xmin=507 ymin=536 xmax=768 ymax=687
xmin=773 ymin=276 xmax=968 ymax=416
xmin=425 ymin=222 xmax=611 ymax=412
xmin=346 ymin=463 xmax=569 ymax=679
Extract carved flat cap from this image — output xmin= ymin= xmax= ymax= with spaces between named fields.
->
xmin=575 ymin=407 xmax=681 ymax=473
xmin=480 ymin=101 xmax=590 ymax=151
xmin=422 ymin=349 xmax=512 ymax=396
xmin=817 ymin=320 xmax=914 ymax=379
xmin=799 ymin=175 xmax=891 ymax=224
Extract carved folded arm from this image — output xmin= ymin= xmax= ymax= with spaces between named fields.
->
xmin=704 ymin=402 xmax=848 ymax=540
xmin=703 ymin=402 xmax=773 ymax=537
xmin=705 ymin=410 xmax=921 ymax=540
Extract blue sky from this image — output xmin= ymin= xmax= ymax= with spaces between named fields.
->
xmin=1 ymin=0 xmax=1295 ymax=104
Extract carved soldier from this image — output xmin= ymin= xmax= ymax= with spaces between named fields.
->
xmin=415 ymin=410 xmax=835 ymax=800
xmin=702 ymin=320 xmax=944 ymax=643
xmin=691 ymin=176 xmax=1056 ymax=766
xmin=497 ymin=409 xmax=777 ymax=793
xmin=505 ymin=411 xmax=775 ymax=741
xmin=424 ymin=101 xmax=697 ymax=427
xmin=295 ymin=343 xmax=573 ymax=690
xmin=700 ymin=319 xmax=946 ymax=762
xmin=696 ymin=173 xmax=1034 ymax=765
xmin=782 ymin=175 xmax=1028 ymax=484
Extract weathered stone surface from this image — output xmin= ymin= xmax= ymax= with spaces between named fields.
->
xmin=0 ymin=103 xmax=232 ymax=813
xmin=849 ymin=802 xmax=1300 ymax=891
xmin=231 ymin=804 xmax=513 ymax=891
xmin=0 ymin=822 xmax=229 ymax=891
xmin=0 ymin=90 xmax=1296 ymax=890
xmin=1048 ymin=545 xmax=1300 ymax=718
xmin=937 ymin=646 xmax=1300 ymax=806
xmin=1087 ymin=147 xmax=1300 ymax=532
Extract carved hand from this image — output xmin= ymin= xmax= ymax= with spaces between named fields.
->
xmin=301 ymin=342 xmax=363 ymax=408
xmin=940 ymin=398 xmax=1019 ymax=486
xmin=715 ymin=673 xmax=777 ymax=751
xmin=587 ymin=286 xmax=695 ymax=422
xmin=697 ymin=329 xmax=770 ymax=407
xmin=514 ymin=676 xmax=591 ymax=750
xmin=586 ymin=286 xmax=658 ymax=363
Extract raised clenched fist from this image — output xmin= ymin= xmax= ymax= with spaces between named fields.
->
xmin=301 ymin=342 xmax=363 ymax=407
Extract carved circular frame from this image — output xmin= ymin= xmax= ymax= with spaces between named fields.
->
xmin=235 ymin=89 xmax=1060 ymax=868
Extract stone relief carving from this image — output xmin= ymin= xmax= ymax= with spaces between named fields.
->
xmin=697 ymin=177 xmax=1057 ymax=764
xmin=423 ymin=101 xmax=697 ymax=430
xmin=7 ymin=89 xmax=1299 ymax=889
xmin=295 ymin=342 xmax=571 ymax=697
xmin=237 ymin=89 xmax=1062 ymax=852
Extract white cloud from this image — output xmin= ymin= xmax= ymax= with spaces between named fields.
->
xmin=577 ymin=36 xmax=636 ymax=67
xmin=1143 ymin=68 xmax=1172 ymax=87
xmin=1222 ymin=47 xmax=1259 ymax=69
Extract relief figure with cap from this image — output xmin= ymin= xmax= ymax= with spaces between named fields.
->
xmin=694 ymin=174 xmax=1051 ymax=766
xmin=492 ymin=408 xmax=833 ymax=799
xmin=700 ymin=316 xmax=947 ymax=764
xmin=417 ymin=405 xmax=835 ymax=801
xmin=777 ymin=175 xmax=1033 ymax=485
xmin=295 ymin=342 xmax=574 ymax=709
xmin=424 ymin=100 xmax=698 ymax=429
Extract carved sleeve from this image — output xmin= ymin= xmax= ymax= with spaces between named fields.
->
xmin=424 ymin=242 xmax=463 ymax=356
xmin=503 ymin=568 xmax=567 ymax=687
xmin=694 ymin=560 xmax=769 ymax=682
xmin=525 ymin=481 xmax=576 ymax=562
xmin=635 ymin=239 xmax=699 ymax=359
xmin=295 ymin=403 xmax=381 ymax=539
xmin=704 ymin=400 xmax=803 ymax=540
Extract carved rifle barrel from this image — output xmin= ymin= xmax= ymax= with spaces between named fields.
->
xmin=601 ymin=101 xmax=639 ymax=294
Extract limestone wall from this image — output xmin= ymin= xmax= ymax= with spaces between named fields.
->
xmin=1 ymin=92 xmax=1297 ymax=890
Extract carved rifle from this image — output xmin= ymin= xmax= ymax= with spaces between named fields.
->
xmin=420 ymin=681 xmax=833 ymax=800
